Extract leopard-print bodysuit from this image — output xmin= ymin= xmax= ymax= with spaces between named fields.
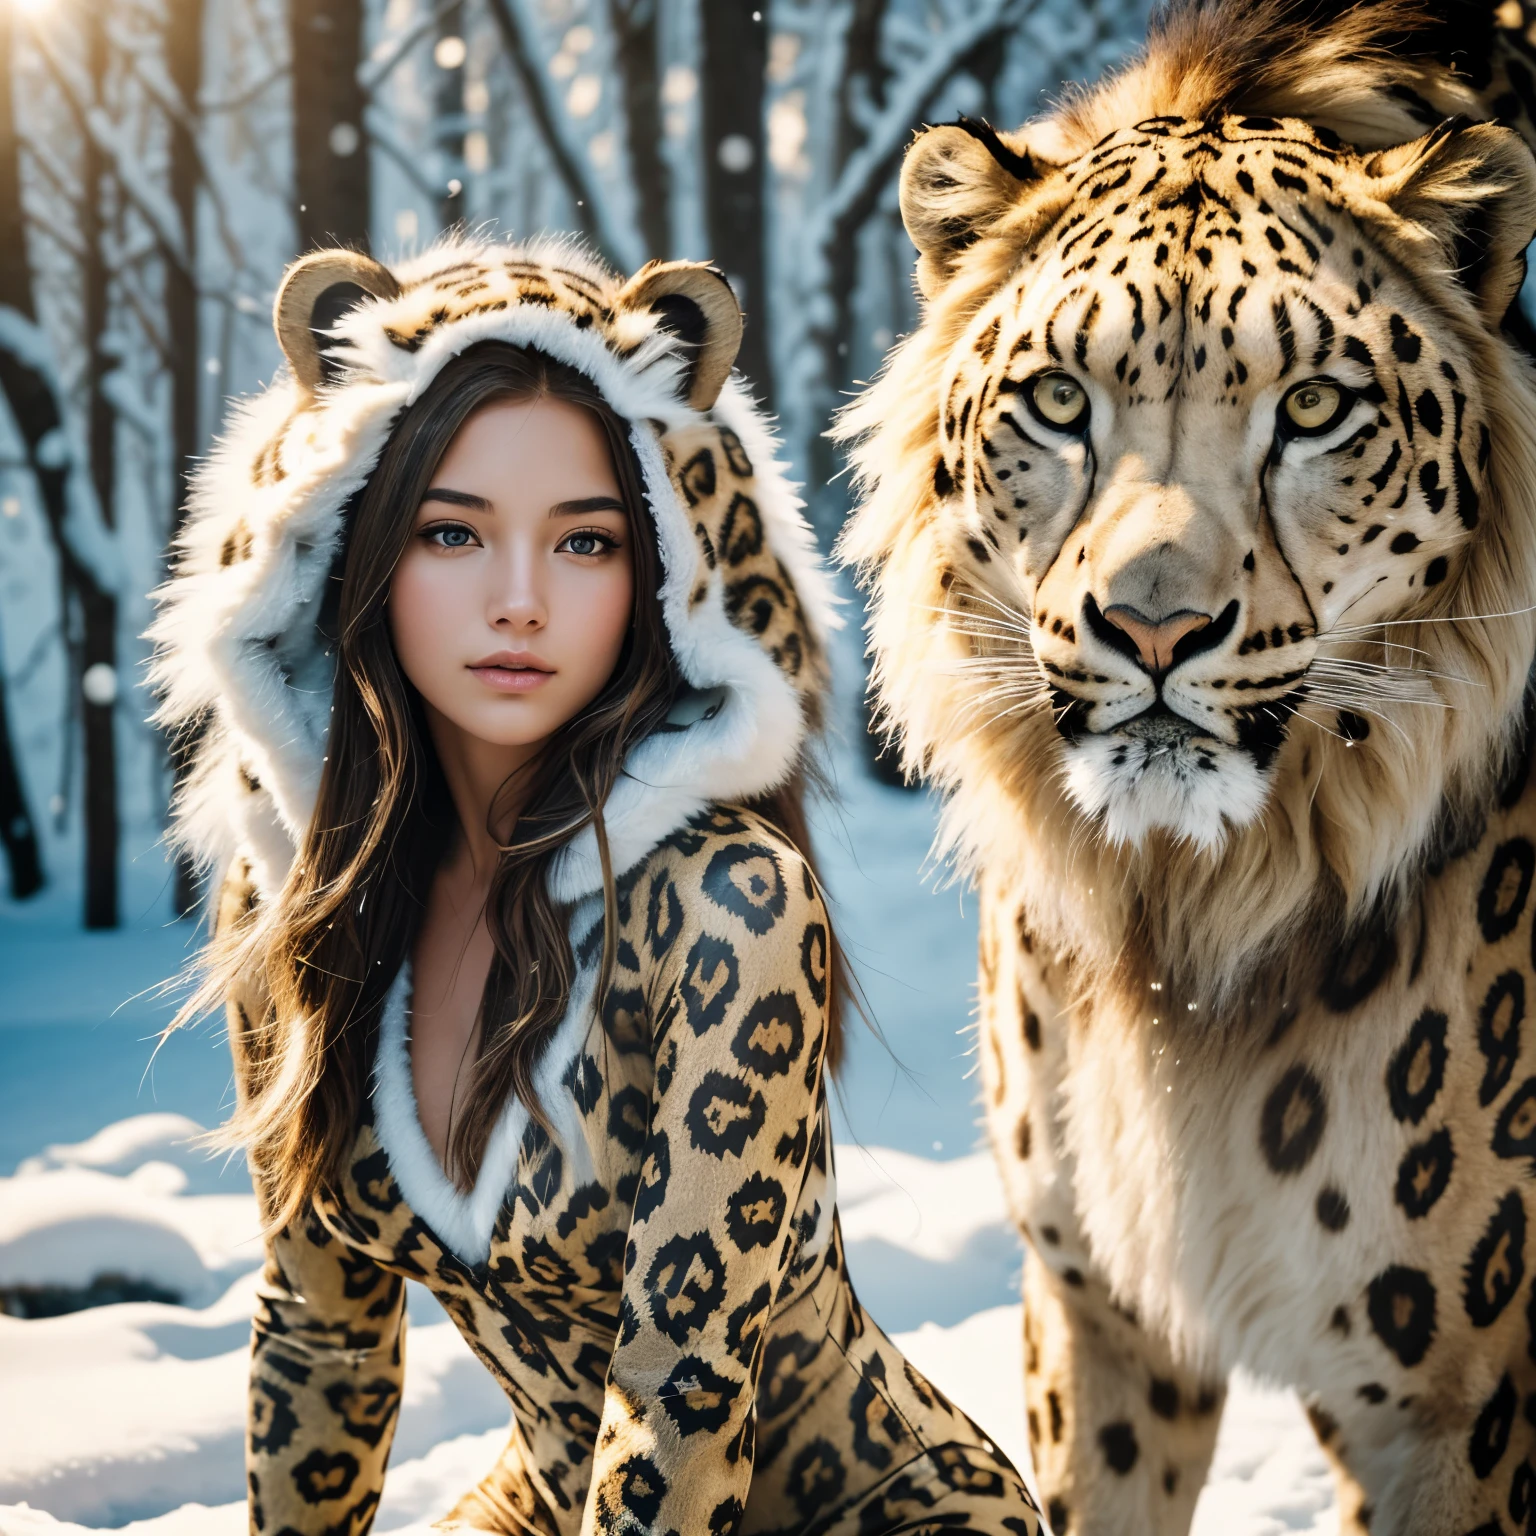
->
xmin=234 ymin=808 xmax=1043 ymax=1536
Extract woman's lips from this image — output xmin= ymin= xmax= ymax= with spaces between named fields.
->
xmin=468 ymin=657 xmax=555 ymax=693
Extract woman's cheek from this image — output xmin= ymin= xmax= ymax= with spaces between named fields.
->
xmin=562 ymin=560 xmax=634 ymax=702
xmin=388 ymin=551 xmax=464 ymax=704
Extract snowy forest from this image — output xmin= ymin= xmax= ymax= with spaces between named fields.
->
xmin=0 ymin=0 xmax=1145 ymax=930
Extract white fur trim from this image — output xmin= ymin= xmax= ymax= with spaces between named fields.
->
xmin=371 ymin=951 xmax=598 ymax=1264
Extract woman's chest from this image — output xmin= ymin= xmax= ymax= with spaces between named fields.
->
xmin=322 ymin=1022 xmax=658 ymax=1320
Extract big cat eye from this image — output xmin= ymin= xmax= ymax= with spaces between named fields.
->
xmin=1031 ymin=372 xmax=1089 ymax=430
xmin=1280 ymin=380 xmax=1352 ymax=436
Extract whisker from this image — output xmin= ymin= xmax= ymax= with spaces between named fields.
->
xmin=1305 ymin=673 xmax=1454 ymax=706
xmin=1303 ymin=706 xmax=1405 ymax=746
xmin=973 ymin=698 xmax=1050 ymax=731
xmin=1304 ymin=732 xmax=1328 ymax=819
xmin=925 ymin=593 xmax=1033 ymax=626
xmin=1306 ymin=655 xmax=1461 ymax=688
xmin=1307 ymin=654 xmax=1475 ymax=686
xmin=954 ymin=652 xmax=1039 ymax=677
xmin=956 ymin=587 xmax=1035 ymax=623
xmin=1308 ymin=654 xmax=1462 ymax=678
xmin=943 ymin=634 xmax=1036 ymax=656
xmin=1313 ymin=634 xmax=1436 ymax=662
xmin=957 ymin=687 xmax=1054 ymax=721
xmin=1300 ymin=691 xmax=1414 ymax=746
xmin=1325 ymin=600 xmax=1536 ymax=632
xmin=940 ymin=615 xmax=1037 ymax=643
xmin=1305 ymin=672 xmax=1449 ymax=707
xmin=954 ymin=675 xmax=1051 ymax=702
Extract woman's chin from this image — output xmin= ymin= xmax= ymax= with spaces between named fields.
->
xmin=419 ymin=692 xmax=569 ymax=754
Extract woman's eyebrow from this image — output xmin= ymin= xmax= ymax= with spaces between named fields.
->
xmin=549 ymin=495 xmax=625 ymax=517
xmin=421 ymin=487 xmax=491 ymax=511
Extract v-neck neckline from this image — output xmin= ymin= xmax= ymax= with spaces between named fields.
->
xmin=370 ymin=963 xmax=532 ymax=1264
xmin=369 ymin=960 xmax=603 ymax=1264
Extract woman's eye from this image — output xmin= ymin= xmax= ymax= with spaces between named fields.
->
xmin=560 ymin=530 xmax=617 ymax=557
xmin=426 ymin=524 xmax=475 ymax=549
xmin=1031 ymin=372 xmax=1089 ymax=430
xmin=1280 ymin=380 xmax=1351 ymax=435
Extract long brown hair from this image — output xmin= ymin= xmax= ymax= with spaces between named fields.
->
xmin=194 ymin=341 xmax=842 ymax=1228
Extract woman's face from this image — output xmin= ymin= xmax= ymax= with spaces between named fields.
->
xmin=388 ymin=395 xmax=636 ymax=755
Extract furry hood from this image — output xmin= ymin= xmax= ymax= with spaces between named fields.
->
xmin=150 ymin=236 xmax=837 ymax=904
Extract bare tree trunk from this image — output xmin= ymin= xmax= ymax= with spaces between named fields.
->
xmin=0 ymin=2 xmax=27 ymax=348
xmin=79 ymin=0 xmax=120 ymax=929
xmin=0 ymin=0 xmax=119 ymax=915
xmin=163 ymin=0 xmax=204 ymax=914
xmin=436 ymin=0 xmax=466 ymax=231
xmin=700 ymin=1 xmax=770 ymax=404
xmin=0 ymin=648 xmax=44 ymax=900
xmin=290 ymin=0 xmax=371 ymax=250
xmin=0 ymin=2 xmax=42 ymax=901
xmin=808 ymin=0 xmax=890 ymax=507
xmin=609 ymin=0 xmax=668 ymax=261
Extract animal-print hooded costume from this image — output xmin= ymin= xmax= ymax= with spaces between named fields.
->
xmin=149 ymin=238 xmax=1043 ymax=1536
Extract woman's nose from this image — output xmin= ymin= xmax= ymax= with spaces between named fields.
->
xmin=487 ymin=543 xmax=547 ymax=632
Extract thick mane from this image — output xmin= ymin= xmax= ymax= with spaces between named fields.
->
xmin=838 ymin=0 xmax=1536 ymax=1009
xmin=1039 ymin=0 xmax=1491 ymax=160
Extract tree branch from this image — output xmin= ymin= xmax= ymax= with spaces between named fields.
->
xmin=811 ymin=0 xmax=1030 ymax=256
xmin=365 ymin=107 xmax=448 ymax=202
xmin=26 ymin=25 xmax=190 ymax=274
xmin=112 ymin=40 xmax=249 ymax=274
xmin=0 ymin=306 xmax=122 ymax=596
xmin=479 ymin=0 xmax=637 ymax=266
xmin=198 ymin=60 xmax=289 ymax=115
xmin=358 ymin=0 xmax=461 ymax=97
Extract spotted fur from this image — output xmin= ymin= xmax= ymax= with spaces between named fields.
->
xmin=840 ymin=3 xmax=1536 ymax=1531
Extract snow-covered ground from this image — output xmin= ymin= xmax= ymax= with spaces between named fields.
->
xmin=0 ymin=764 xmax=1336 ymax=1534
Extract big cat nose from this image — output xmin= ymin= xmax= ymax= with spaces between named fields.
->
xmin=1100 ymin=603 xmax=1213 ymax=677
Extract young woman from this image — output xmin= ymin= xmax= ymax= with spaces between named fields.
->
xmin=152 ymin=238 xmax=1043 ymax=1536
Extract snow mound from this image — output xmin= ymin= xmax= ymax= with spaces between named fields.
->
xmin=0 ymin=1502 xmax=243 ymax=1535
xmin=0 ymin=1171 xmax=215 ymax=1303
xmin=16 ymin=1114 xmax=246 ymax=1197
xmin=0 ymin=1165 xmax=261 ymax=1309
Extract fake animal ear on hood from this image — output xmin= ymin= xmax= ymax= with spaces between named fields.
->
xmin=273 ymin=248 xmax=404 ymax=401
xmin=149 ymin=235 xmax=837 ymax=905
xmin=612 ymin=259 xmax=745 ymax=411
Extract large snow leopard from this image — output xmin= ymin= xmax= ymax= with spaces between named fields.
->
xmin=839 ymin=2 xmax=1536 ymax=1531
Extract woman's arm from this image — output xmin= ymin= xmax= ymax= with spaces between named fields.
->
xmin=580 ymin=821 xmax=832 ymax=1536
xmin=247 ymin=1207 xmax=407 ymax=1536
xmin=222 ymin=897 xmax=407 ymax=1536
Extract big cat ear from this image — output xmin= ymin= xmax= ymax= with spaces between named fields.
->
xmin=274 ymin=249 xmax=403 ymax=400
xmin=1362 ymin=119 xmax=1536 ymax=328
xmin=900 ymin=118 xmax=1044 ymax=299
xmin=614 ymin=260 xmax=743 ymax=411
